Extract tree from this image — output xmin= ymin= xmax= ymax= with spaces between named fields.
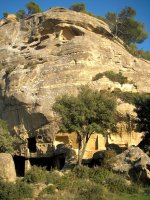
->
xmin=69 ymin=3 xmax=86 ymax=12
xmin=105 ymin=7 xmax=148 ymax=45
xmin=0 ymin=119 xmax=14 ymax=153
xmin=16 ymin=10 xmax=26 ymax=19
xmin=135 ymin=95 xmax=150 ymax=153
xmin=53 ymin=86 xmax=117 ymax=165
xmin=26 ymin=1 xmax=42 ymax=15
xmin=3 ymin=12 xmax=8 ymax=19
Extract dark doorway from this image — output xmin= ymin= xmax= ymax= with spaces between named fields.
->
xmin=29 ymin=154 xmax=66 ymax=170
xmin=30 ymin=157 xmax=54 ymax=170
xmin=28 ymin=137 xmax=36 ymax=153
xmin=54 ymin=154 xmax=66 ymax=170
xmin=13 ymin=156 xmax=25 ymax=177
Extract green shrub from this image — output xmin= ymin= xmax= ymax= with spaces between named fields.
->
xmin=76 ymin=182 xmax=108 ymax=200
xmin=92 ymin=73 xmax=104 ymax=81
xmin=15 ymin=181 xmax=33 ymax=198
xmin=39 ymin=184 xmax=56 ymax=197
xmin=89 ymin=167 xmax=114 ymax=184
xmin=93 ymin=71 xmax=128 ymax=85
xmin=101 ymin=149 xmax=117 ymax=169
xmin=113 ymin=90 xmax=149 ymax=104
xmin=72 ymin=165 xmax=90 ymax=179
xmin=70 ymin=3 xmax=86 ymax=12
xmin=0 ymin=181 xmax=33 ymax=200
xmin=104 ymin=71 xmax=128 ymax=84
xmin=105 ymin=175 xmax=140 ymax=194
xmin=0 ymin=119 xmax=15 ymax=153
xmin=23 ymin=166 xmax=47 ymax=183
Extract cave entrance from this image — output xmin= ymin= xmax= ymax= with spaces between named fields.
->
xmin=28 ymin=137 xmax=36 ymax=153
xmin=13 ymin=155 xmax=25 ymax=177
xmin=30 ymin=157 xmax=55 ymax=170
xmin=29 ymin=154 xmax=66 ymax=170
xmin=53 ymin=154 xmax=66 ymax=170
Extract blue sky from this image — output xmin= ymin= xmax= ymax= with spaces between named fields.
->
xmin=0 ymin=0 xmax=149 ymax=50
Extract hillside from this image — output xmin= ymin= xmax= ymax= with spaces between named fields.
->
xmin=0 ymin=7 xmax=150 ymax=163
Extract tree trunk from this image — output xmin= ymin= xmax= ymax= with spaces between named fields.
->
xmin=77 ymin=132 xmax=92 ymax=165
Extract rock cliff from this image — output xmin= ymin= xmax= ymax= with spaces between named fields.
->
xmin=0 ymin=8 xmax=149 ymax=160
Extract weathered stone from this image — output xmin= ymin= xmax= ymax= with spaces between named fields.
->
xmin=0 ymin=14 xmax=17 ymax=26
xmin=0 ymin=153 xmax=16 ymax=182
xmin=113 ymin=147 xmax=150 ymax=184
xmin=55 ymin=144 xmax=77 ymax=169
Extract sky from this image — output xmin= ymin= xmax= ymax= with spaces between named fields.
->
xmin=0 ymin=0 xmax=149 ymax=50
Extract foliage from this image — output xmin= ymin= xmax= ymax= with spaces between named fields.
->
xmin=105 ymin=176 xmax=139 ymax=194
xmin=137 ymin=50 xmax=150 ymax=61
xmin=26 ymin=1 xmax=42 ymax=14
xmin=112 ymin=90 xmax=148 ymax=104
xmin=16 ymin=9 xmax=26 ymax=19
xmin=106 ymin=7 xmax=148 ymax=45
xmin=0 ymin=181 xmax=33 ymax=200
xmin=53 ymin=86 xmax=117 ymax=164
xmin=135 ymin=95 xmax=150 ymax=133
xmin=17 ymin=165 xmax=148 ymax=200
xmin=93 ymin=71 xmax=128 ymax=85
xmin=3 ymin=12 xmax=8 ymax=18
xmin=38 ymin=184 xmax=56 ymax=198
xmin=0 ymin=119 xmax=14 ymax=153
xmin=135 ymin=95 xmax=150 ymax=152
xmin=72 ymin=165 xmax=90 ymax=179
xmin=23 ymin=165 xmax=47 ymax=183
xmin=53 ymin=86 xmax=116 ymax=135
xmin=69 ymin=3 xmax=86 ymax=12
xmin=101 ymin=149 xmax=117 ymax=169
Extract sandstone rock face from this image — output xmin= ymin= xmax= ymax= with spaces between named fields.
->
xmin=0 ymin=8 xmax=149 ymax=158
xmin=113 ymin=147 xmax=150 ymax=184
xmin=0 ymin=153 xmax=16 ymax=182
xmin=0 ymin=14 xmax=17 ymax=26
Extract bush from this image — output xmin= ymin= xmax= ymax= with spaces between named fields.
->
xmin=0 ymin=181 xmax=33 ymax=200
xmin=101 ymin=149 xmax=117 ymax=169
xmin=75 ymin=182 xmax=108 ymax=200
xmin=46 ymin=170 xmax=73 ymax=190
xmin=93 ymin=71 xmax=128 ymax=85
xmin=70 ymin=3 xmax=86 ymax=12
xmin=92 ymin=73 xmax=104 ymax=81
xmin=72 ymin=165 xmax=90 ymax=179
xmin=89 ymin=167 xmax=114 ymax=184
xmin=104 ymin=71 xmax=128 ymax=84
xmin=105 ymin=175 xmax=140 ymax=194
xmin=113 ymin=90 xmax=149 ymax=104
xmin=23 ymin=166 xmax=47 ymax=183
xmin=0 ymin=119 xmax=15 ymax=153
xmin=39 ymin=184 xmax=56 ymax=197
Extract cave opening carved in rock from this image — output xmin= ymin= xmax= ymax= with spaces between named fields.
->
xmin=28 ymin=137 xmax=36 ymax=153
xmin=29 ymin=154 xmax=65 ymax=170
xmin=13 ymin=155 xmax=25 ymax=177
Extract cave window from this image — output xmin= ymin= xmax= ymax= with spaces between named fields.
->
xmin=38 ymin=135 xmax=42 ymax=139
xmin=28 ymin=137 xmax=36 ymax=153
xmin=13 ymin=156 xmax=25 ymax=177
xmin=95 ymin=136 xmax=99 ymax=150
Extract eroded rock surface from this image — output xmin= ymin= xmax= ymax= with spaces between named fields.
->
xmin=0 ymin=8 xmax=149 ymax=159
xmin=113 ymin=147 xmax=150 ymax=184
xmin=0 ymin=153 xmax=16 ymax=182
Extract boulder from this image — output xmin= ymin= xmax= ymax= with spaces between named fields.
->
xmin=55 ymin=144 xmax=77 ymax=170
xmin=113 ymin=147 xmax=150 ymax=184
xmin=0 ymin=153 xmax=16 ymax=182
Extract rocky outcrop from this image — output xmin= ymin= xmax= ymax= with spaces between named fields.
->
xmin=113 ymin=147 xmax=150 ymax=184
xmin=0 ymin=153 xmax=16 ymax=182
xmin=0 ymin=8 xmax=149 ymax=159
xmin=0 ymin=14 xmax=17 ymax=26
